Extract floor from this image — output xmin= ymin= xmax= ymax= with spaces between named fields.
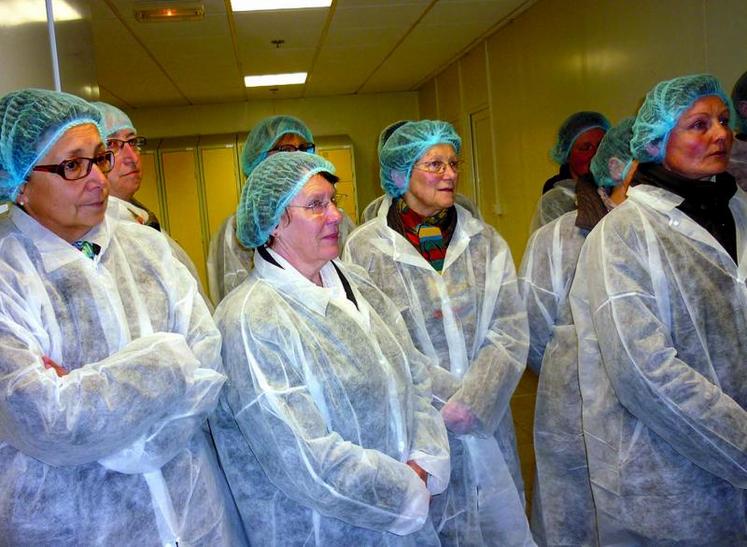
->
xmin=510 ymin=369 xmax=539 ymax=511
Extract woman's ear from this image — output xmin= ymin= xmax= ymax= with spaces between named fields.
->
xmin=16 ymin=182 xmax=28 ymax=206
xmin=645 ymin=142 xmax=661 ymax=160
xmin=608 ymin=157 xmax=624 ymax=182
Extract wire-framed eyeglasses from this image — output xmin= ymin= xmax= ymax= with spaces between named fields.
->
xmin=413 ymin=159 xmax=460 ymax=175
xmin=269 ymin=142 xmax=316 ymax=154
xmin=106 ymin=136 xmax=147 ymax=155
xmin=32 ymin=151 xmax=115 ymax=181
xmin=287 ymin=194 xmax=347 ymax=215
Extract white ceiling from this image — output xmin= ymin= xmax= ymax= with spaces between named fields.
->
xmin=91 ymin=0 xmax=532 ymax=108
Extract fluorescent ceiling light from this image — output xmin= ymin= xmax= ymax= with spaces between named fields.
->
xmin=134 ymin=2 xmax=205 ymax=22
xmin=244 ymin=72 xmax=307 ymax=87
xmin=231 ymin=0 xmax=332 ymax=12
xmin=0 ymin=0 xmax=81 ymax=27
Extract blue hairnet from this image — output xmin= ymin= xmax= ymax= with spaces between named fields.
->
xmin=377 ymin=120 xmax=410 ymax=157
xmin=379 ymin=120 xmax=461 ymax=198
xmin=550 ymin=111 xmax=610 ymax=165
xmin=590 ymin=117 xmax=635 ymax=188
xmin=732 ymin=71 xmax=747 ymax=135
xmin=236 ymin=152 xmax=336 ymax=248
xmin=241 ymin=115 xmax=313 ymax=177
xmin=631 ymin=74 xmax=732 ymax=163
xmin=92 ymin=101 xmax=135 ymax=136
xmin=0 ymin=88 xmax=105 ymax=202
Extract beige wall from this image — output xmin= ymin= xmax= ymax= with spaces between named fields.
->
xmin=127 ymin=92 xmax=419 ymax=219
xmin=419 ymin=0 xmax=747 ymax=262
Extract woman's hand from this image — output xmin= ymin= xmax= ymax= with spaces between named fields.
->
xmin=406 ymin=460 xmax=428 ymax=484
xmin=441 ymin=400 xmax=478 ymax=435
xmin=42 ymin=355 xmax=68 ymax=377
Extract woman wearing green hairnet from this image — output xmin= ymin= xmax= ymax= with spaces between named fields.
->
xmin=529 ymin=111 xmax=610 ymax=233
xmin=570 ymin=74 xmax=747 ymax=544
xmin=519 ymin=118 xmax=636 ymax=547
xmin=209 ymin=151 xmax=451 ymax=545
xmin=206 ymin=114 xmax=355 ymax=305
xmin=344 ymin=120 xmax=534 ymax=546
xmin=0 ymin=89 xmax=246 ymax=544
xmin=207 ymin=115 xmax=313 ymax=305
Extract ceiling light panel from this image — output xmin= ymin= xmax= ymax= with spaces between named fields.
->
xmin=244 ymin=72 xmax=307 ymax=87
xmin=231 ymin=0 xmax=331 ymax=12
xmin=0 ymin=0 xmax=81 ymax=26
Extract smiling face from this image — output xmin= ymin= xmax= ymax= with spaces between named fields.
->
xmin=270 ymin=174 xmax=342 ymax=282
xmin=568 ymin=127 xmax=606 ymax=179
xmin=106 ymin=128 xmax=142 ymax=201
xmin=404 ymin=144 xmax=458 ymax=217
xmin=18 ymin=124 xmax=109 ymax=243
xmin=663 ymin=95 xmax=733 ymax=180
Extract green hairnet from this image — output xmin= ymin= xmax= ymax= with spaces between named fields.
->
xmin=377 ymin=120 xmax=410 ymax=157
xmin=631 ymin=74 xmax=732 ymax=163
xmin=0 ymin=88 xmax=105 ymax=202
xmin=590 ymin=118 xmax=635 ymax=188
xmin=236 ymin=152 xmax=336 ymax=248
xmin=732 ymin=70 xmax=747 ymax=135
xmin=92 ymin=101 xmax=135 ymax=137
xmin=240 ymin=115 xmax=313 ymax=177
xmin=550 ymin=111 xmax=610 ymax=165
xmin=379 ymin=120 xmax=461 ymax=198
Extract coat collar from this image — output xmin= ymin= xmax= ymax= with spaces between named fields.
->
xmin=10 ymin=205 xmax=112 ymax=272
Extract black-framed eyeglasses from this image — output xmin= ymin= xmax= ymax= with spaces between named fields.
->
xmin=287 ymin=194 xmax=347 ymax=215
xmin=32 ymin=151 xmax=115 ymax=181
xmin=413 ymin=159 xmax=460 ymax=175
xmin=106 ymin=136 xmax=147 ymax=155
xmin=268 ymin=142 xmax=316 ymax=154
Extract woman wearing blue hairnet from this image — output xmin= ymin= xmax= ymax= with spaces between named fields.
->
xmin=519 ymin=119 xmax=636 ymax=547
xmin=363 ymin=121 xmax=482 ymax=224
xmin=209 ymin=151 xmax=451 ymax=545
xmin=207 ymin=115 xmax=313 ymax=305
xmin=206 ymin=115 xmax=355 ymax=305
xmin=530 ymin=112 xmax=610 ymax=233
xmin=0 ymin=89 xmax=245 ymax=544
xmin=570 ymin=74 xmax=747 ymax=544
xmin=343 ymin=120 xmax=533 ymax=546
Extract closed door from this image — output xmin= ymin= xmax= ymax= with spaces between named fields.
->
xmin=470 ymin=108 xmax=498 ymax=228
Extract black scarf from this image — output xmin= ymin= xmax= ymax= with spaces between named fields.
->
xmin=541 ymin=163 xmax=572 ymax=194
xmin=632 ymin=163 xmax=738 ymax=262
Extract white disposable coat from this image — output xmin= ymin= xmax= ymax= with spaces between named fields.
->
xmin=210 ymin=249 xmax=451 ymax=546
xmin=0 ymin=203 xmax=246 ymax=545
xmin=731 ymin=138 xmax=747 ymax=191
xmin=518 ymin=211 xmax=597 ymax=546
xmin=344 ymin=203 xmax=533 ymax=546
xmin=529 ymin=179 xmax=576 ymax=234
xmin=109 ymin=196 xmax=212 ymax=309
xmin=570 ymin=183 xmax=747 ymax=545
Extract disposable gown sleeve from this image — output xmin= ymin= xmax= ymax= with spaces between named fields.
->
xmin=447 ymin=241 xmax=530 ymax=436
xmin=222 ymin=301 xmax=431 ymax=536
xmin=584 ymin=221 xmax=747 ymax=487
xmin=207 ymin=216 xmax=253 ymax=304
xmin=369 ymin=282 xmax=451 ymax=494
xmin=518 ymin=226 xmax=559 ymax=374
xmin=0 ymin=242 xmax=224 ymax=469
xmin=99 ymin=255 xmax=226 ymax=474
